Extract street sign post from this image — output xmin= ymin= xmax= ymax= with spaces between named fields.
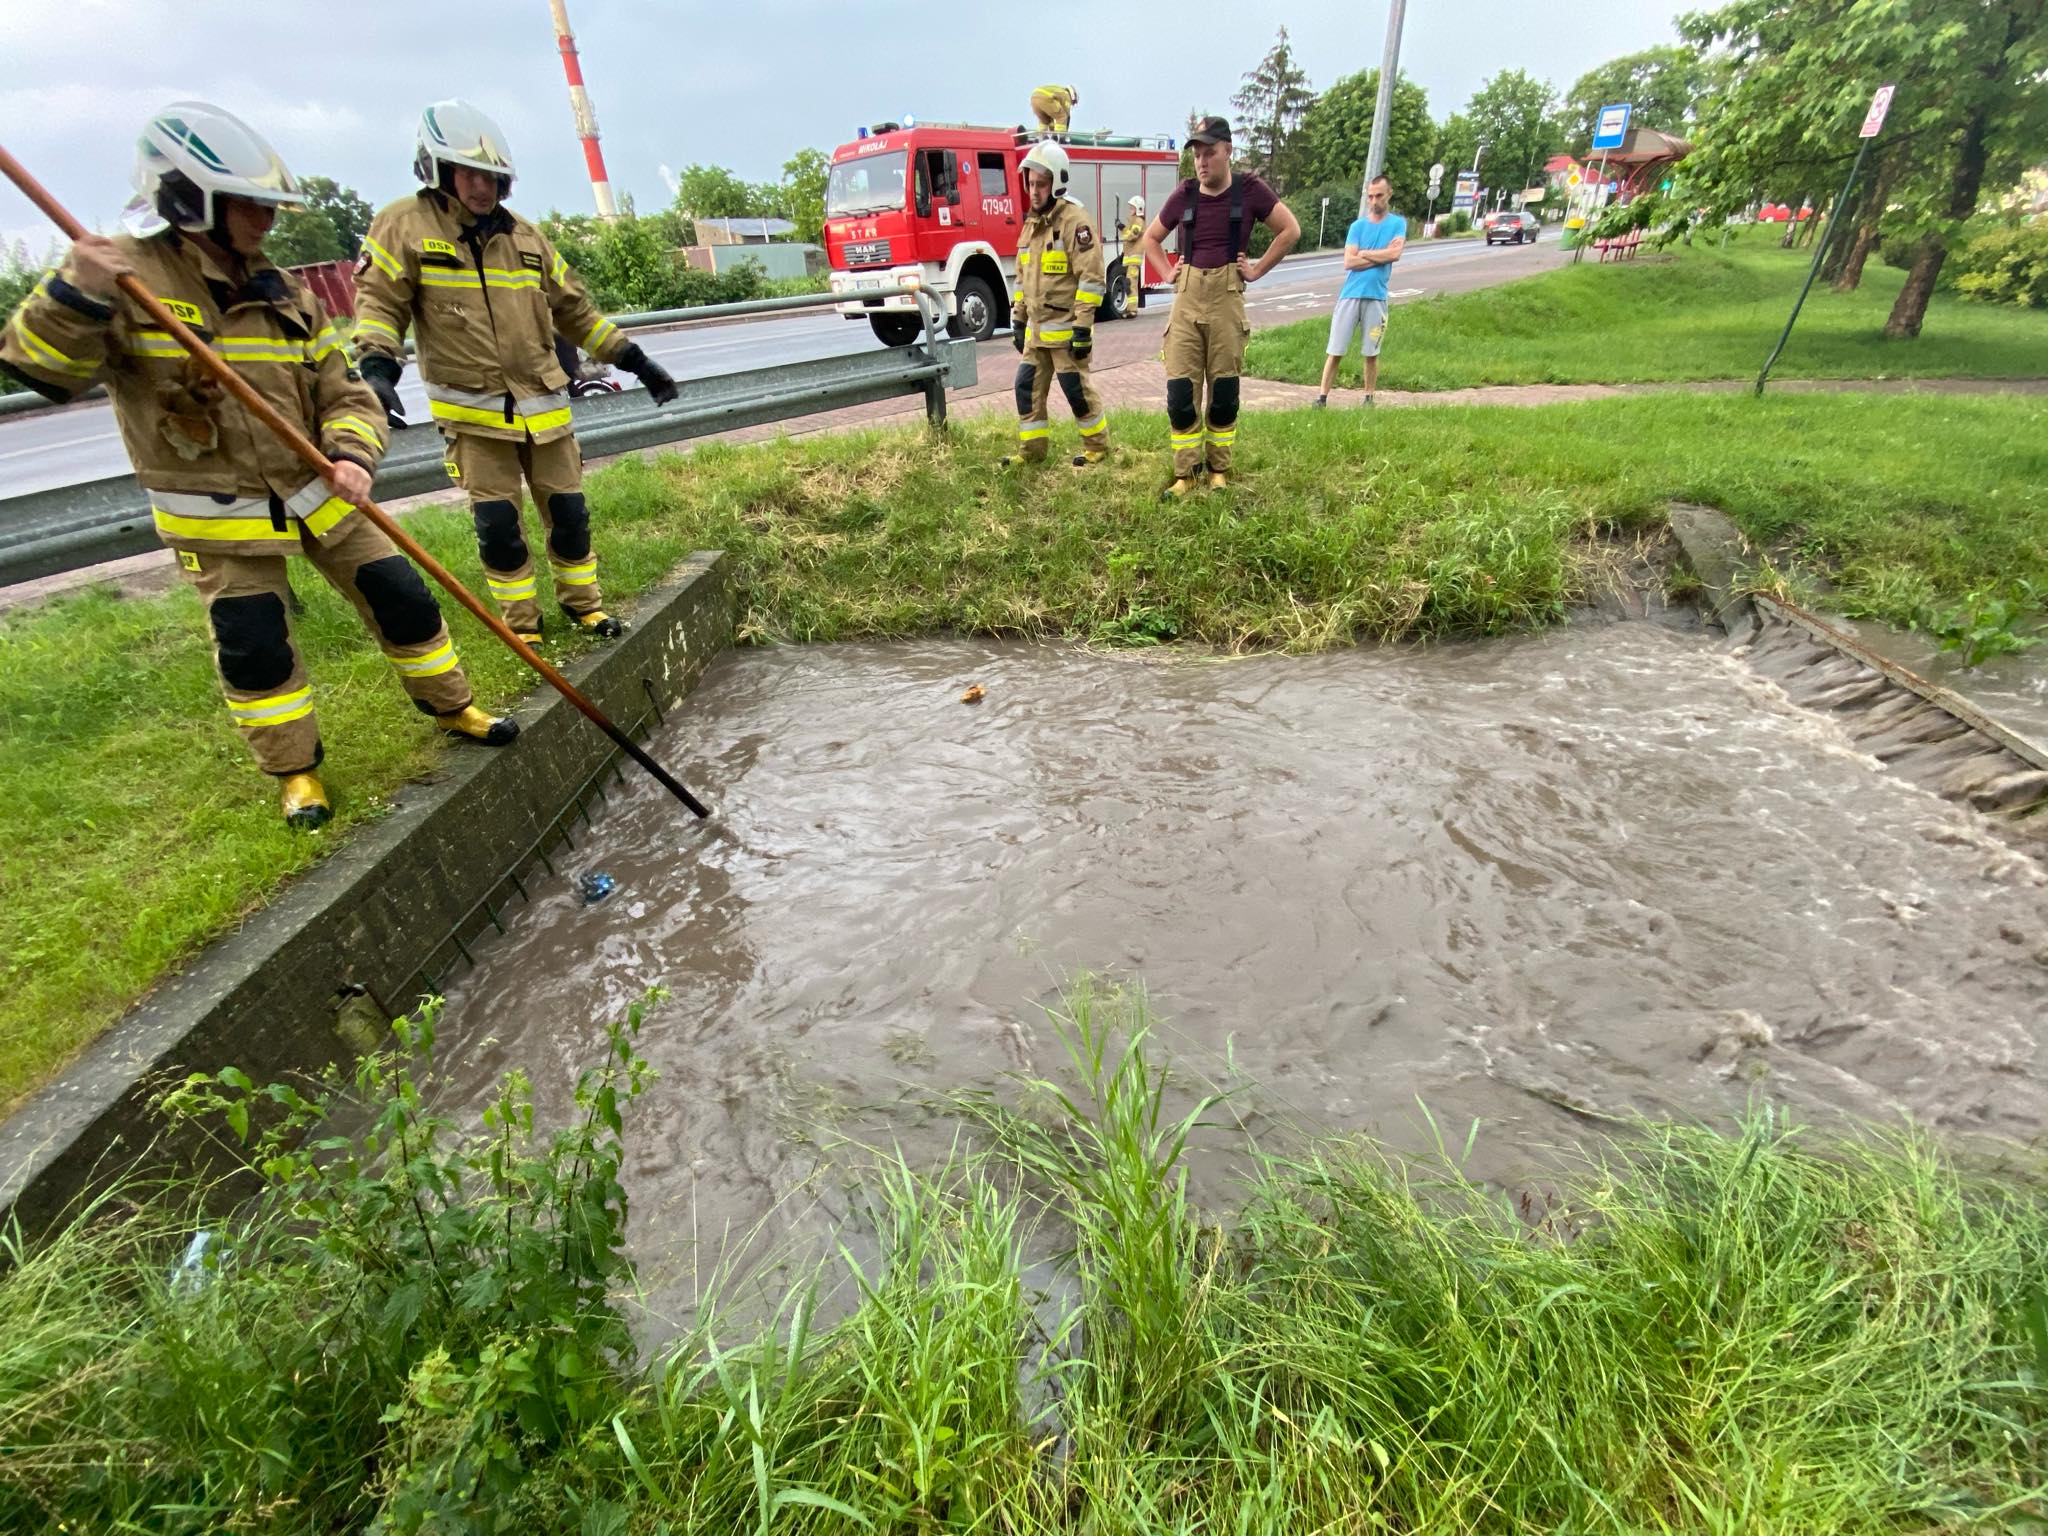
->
xmin=1591 ymin=103 xmax=1632 ymax=152
xmin=1426 ymin=161 xmax=1443 ymax=232
xmin=1756 ymin=84 xmax=1897 ymax=395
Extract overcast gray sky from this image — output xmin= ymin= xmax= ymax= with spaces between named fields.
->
xmin=1 ymin=0 xmax=1680 ymax=254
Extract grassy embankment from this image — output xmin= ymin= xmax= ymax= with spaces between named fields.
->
xmin=4 ymin=391 xmax=2045 ymax=1109
xmin=1246 ymin=238 xmax=2048 ymax=391
xmin=3 ymin=984 xmax=2044 ymax=1532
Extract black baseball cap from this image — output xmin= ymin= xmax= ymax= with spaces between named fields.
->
xmin=1187 ymin=116 xmax=1232 ymax=146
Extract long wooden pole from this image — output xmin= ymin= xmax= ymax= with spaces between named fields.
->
xmin=0 ymin=142 xmax=708 ymax=817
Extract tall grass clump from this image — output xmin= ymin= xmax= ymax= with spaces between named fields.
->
xmin=2 ymin=981 xmax=2044 ymax=1530
xmin=0 ymin=996 xmax=659 ymax=1534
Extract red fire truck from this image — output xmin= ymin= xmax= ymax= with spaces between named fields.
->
xmin=825 ymin=120 xmax=1183 ymax=346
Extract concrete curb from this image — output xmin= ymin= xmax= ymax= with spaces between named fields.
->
xmin=0 ymin=552 xmax=735 ymax=1234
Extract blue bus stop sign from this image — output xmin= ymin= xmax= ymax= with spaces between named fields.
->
xmin=1592 ymin=103 xmax=1632 ymax=152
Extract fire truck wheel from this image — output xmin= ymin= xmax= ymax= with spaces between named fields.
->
xmin=1103 ymin=269 xmax=1129 ymax=321
xmin=947 ymin=275 xmax=998 ymax=343
xmin=868 ymin=313 xmax=924 ymax=347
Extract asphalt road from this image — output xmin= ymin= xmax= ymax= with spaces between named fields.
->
xmin=0 ymin=235 xmax=1567 ymax=500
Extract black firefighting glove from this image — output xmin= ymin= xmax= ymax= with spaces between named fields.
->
xmin=1070 ymin=329 xmax=1093 ymax=361
xmin=1012 ymin=324 xmax=1027 ymax=353
xmin=357 ymin=353 xmax=406 ymax=428
xmin=617 ymin=343 xmax=679 ymax=406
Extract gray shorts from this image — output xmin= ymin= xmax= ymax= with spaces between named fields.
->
xmin=1327 ymin=297 xmax=1389 ymax=357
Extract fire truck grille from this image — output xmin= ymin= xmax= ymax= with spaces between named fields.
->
xmin=843 ymin=240 xmax=892 ymax=268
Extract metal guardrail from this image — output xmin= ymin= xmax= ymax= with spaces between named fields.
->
xmin=0 ymin=285 xmax=974 ymax=586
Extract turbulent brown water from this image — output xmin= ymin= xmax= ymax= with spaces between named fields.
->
xmin=433 ymin=629 xmax=2048 ymax=1306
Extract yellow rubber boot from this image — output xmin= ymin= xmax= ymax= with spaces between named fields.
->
xmin=573 ymin=610 xmax=624 ymax=639
xmin=1072 ymin=447 xmax=1109 ymax=467
xmin=1208 ymin=471 xmax=1229 ymax=491
xmin=436 ymin=704 xmax=520 ymax=746
xmin=1163 ymin=476 xmax=1197 ymax=500
xmin=512 ymin=628 xmax=543 ymax=646
xmin=280 ymin=771 xmax=331 ymax=831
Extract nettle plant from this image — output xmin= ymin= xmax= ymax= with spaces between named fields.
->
xmin=159 ymin=991 xmax=661 ymax=1530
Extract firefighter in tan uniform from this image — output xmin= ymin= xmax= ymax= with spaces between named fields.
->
xmin=1000 ymin=141 xmax=1109 ymax=469
xmin=1119 ymin=196 xmax=1147 ymax=316
xmin=1030 ymin=85 xmax=1079 ymax=136
xmin=352 ymin=100 xmax=677 ymax=645
xmin=0 ymin=103 xmax=515 ymax=830
xmin=1142 ymin=116 xmax=1300 ymax=495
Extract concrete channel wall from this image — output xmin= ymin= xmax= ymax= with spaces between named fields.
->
xmin=0 ymin=552 xmax=735 ymax=1235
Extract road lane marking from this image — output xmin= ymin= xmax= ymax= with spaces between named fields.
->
xmin=0 ymin=429 xmax=121 ymax=462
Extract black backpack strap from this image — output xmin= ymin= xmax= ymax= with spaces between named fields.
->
xmin=1178 ymin=177 xmax=1198 ymax=258
xmin=1228 ymin=177 xmax=1246 ymax=258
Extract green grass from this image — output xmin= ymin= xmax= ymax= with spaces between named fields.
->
xmin=4 ymin=984 xmax=2045 ymax=1531
xmin=1246 ymin=238 xmax=2048 ymax=391
xmin=4 ymin=391 xmax=2045 ymax=1109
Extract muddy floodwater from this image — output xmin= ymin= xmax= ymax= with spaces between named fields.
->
xmin=435 ymin=629 xmax=2048 ymax=1302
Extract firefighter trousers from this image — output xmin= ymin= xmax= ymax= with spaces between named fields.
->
xmin=1013 ymin=344 xmax=1107 ymax=462
xmin=1122 ymin=254 xmax=1144 ymax=316
xmin=445 ymin=429 xmax=602 ymax=633
xmin=1162 ymin=264 xmax=1249 ymax=477
xmin=176 ymin=514 xmax=473 ymax=777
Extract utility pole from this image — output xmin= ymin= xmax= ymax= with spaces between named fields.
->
xmin=1359 ymin=0 xmax=1408 ymax=217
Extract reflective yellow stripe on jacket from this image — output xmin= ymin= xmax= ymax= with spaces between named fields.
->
xmin=150 ymin=480 xmax=353 ymax=543
xmin=361 ymin=237 xmax=403 ymax=279
xmin=125 ymin=331 xmax=339 ymax=365
xmin=417 ymin=266 xmax=542 ymax=293
xmin=424 ymin=382 xmax=573 ymax=435
xmin=9 ymin=312 xmax=96 ymax=376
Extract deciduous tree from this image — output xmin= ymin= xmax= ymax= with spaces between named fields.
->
xmin=1561 ymin=47 xmax=1709 ymax=152
xmin=1681 ymin=0 xmax=2048 ymax=336
xmin=780 ymin=148 xmax=828 ymax=244
xmin=1465 ymin=70 xmax=1562 ymax=202
xmin=1294 ymin=68 xmax=1436 ymax=214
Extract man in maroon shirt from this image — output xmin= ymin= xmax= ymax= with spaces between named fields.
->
xmin=1142 ymin=116 xmax=1300 ymax=495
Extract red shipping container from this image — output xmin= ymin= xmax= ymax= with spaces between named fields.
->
xmin=289 ymin=259 xmax=358 ymax=318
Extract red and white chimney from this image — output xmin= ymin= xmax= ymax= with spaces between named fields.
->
xmin=547 ymin=0 xmax=618 ymax=219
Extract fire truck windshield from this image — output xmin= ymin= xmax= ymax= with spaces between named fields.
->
xmin=827 ymin=152 xmax=908 ymax=217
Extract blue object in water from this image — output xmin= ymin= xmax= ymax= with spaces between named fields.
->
xmin=578 ymin=872 xmax=617 ymax=904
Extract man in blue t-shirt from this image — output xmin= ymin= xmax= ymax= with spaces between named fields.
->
xmin=1316 ymin=175 xmax=1407 ymax=407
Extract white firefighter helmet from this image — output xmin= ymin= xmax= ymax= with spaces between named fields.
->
xmin=414 ymin=99 xmax=517 ymax=190
xmin=124 ymin=102 xmax=304 ymax=238
xmin=1019 ymin=139 xmax=1070 ymax=198
xmin=1128 ymin=194 xmax=1145 ymax=217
